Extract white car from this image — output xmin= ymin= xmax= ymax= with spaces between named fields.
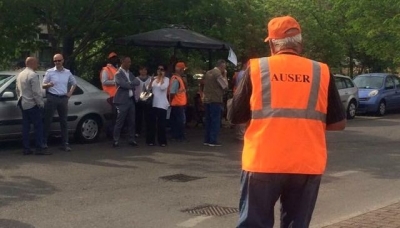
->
xmin=334 ymin=74 xmax=359 ymax=119
xmin=0 ymin=71 xmax=112 ymax=143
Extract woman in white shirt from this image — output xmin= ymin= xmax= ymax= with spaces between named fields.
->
xmin=146 ymin=65 xmax=170 ymax=146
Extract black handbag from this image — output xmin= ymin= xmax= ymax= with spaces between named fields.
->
xmin=139 ymin=77 xmax=154 ymax=105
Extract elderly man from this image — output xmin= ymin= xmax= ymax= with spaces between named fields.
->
xmin=232 ymin=16 xmax=346 ymax=228
xmin=112 ymin=56 xmax=140 ymax=147
xmin=16 ymin=57 xmax=51 ymax=155
xmin=202 ymin=59 xmax=228 ymax=147
xmin=42 ymin=54 xmax=77 ymax=152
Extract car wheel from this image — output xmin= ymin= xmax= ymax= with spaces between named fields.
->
xmin=347 ymin=100 xmax=357 ymax=119
xmin=75 ymin=115 xmax=101 ymax=143
xmin=376 ymin=100 xmax=386 ymax=116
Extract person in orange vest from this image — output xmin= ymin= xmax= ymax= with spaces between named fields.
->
xmin=100 ymin=52 xmax=119 ymax=138
xmin=168 ymin=62 xmax=188 ymax=142
xmin=231 ymin=16 xmax=346 ymax=228
xmin=100 ymin=52 xmax=119 ymax=97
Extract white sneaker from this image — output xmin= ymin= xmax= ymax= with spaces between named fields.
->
xmin=208 ymin=143 xmax=222 ymax=147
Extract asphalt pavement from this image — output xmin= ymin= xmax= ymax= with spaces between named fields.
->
xmin=1 ymin=115 xmax=400 ymax=228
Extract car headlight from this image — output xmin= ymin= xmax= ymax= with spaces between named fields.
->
xmin=368 ymin=90 xmax=379 ymax=97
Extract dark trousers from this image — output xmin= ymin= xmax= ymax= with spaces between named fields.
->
xmin=43 ymin=95 xmax=69 ymax=146
xmin=237 ymin=171 xmax=321 ymax=228
xmin=170 ymin=106 xmax=185 ymax=140
xmin=21 ymin=106 xmax=43 ymax=150
xmin=113 ymin=100 xmax=136 ymax=142
xmin=146 ymin=107 xmax=167 ymax=145
xmin=135 ymin=101 xmax=150 ymax=135
xmin=204 ymin=103 xmax=222 ymax=144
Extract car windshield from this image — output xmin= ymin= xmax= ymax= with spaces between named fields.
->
xmin=353 ymin=76 xmax=384 ymax=89
xmin=0 ymin=74 xmax=13 ymax=87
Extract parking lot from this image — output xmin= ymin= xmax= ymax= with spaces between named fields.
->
xmin=1 ymin=114 xmax=400 ymax=228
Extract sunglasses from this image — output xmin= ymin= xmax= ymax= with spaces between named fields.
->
xmin=53 ymin=60 xmax=63 ymax=63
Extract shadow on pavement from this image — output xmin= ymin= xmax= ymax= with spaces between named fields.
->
xmin=0 ymin=219 xmax=36 ymax=228
xmin=0 ymin=175 xmax=57 ymax=208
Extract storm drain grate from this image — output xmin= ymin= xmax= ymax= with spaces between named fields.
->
xmin=159 ymin=174 xmax=205 ymax=182
xmin=182 ymin=204 xmax=239 ymax=216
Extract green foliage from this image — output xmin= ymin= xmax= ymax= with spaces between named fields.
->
xmin=1 ymin=0 xmax=400 ymax=77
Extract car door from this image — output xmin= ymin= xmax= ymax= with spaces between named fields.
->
xmin=344 ymin=77 xmax=358 ymax=101
xmin=383 ymin=76 xmax=396 ymax=110
xmin=0 ymin=78 xmax=23 ymax=136
xmin=391 ymin=76 xmax=400 ymax=109
xmin=334 ymin=77 xmax=347 ymax=107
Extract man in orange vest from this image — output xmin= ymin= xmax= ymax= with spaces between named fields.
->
xmin=168 ymin=62 xmax=188 ymax=142
xmin=231 ymin=16 xmax=346 ymax=228
xmin=100 ymin=52 xmax=119 ymax=97
xmin=100 ymin=52 xmax=119 ymax=138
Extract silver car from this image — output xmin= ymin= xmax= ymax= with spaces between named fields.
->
xmin=0 ymin=71 xmax=112 ymax=143
xmin=334 ymin=74 xmax=359 ymax=119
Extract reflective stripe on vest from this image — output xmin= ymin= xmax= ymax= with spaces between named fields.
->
xmin=101 ymin=64 xmax=117 ymax=97
xmin=251 ymin=57 xmax=326 ymax=123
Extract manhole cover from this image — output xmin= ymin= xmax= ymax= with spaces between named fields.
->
xmin=182 ymin=205 xmax=239 ymax=216
xmin=159 ymin=174 xmax=205 ymax=182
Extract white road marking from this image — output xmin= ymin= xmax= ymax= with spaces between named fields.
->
xmin=177 ymin=216 xmax=213 ymax=227
xmin=329 ymin=170 xmax=359 ymax=177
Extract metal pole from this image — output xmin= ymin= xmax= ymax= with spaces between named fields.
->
xmin=208 ymin=50 xmax=212 ymax=70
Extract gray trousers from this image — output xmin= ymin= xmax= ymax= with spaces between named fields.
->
xmin=43 ymin=94 xmax=69 ymax=146
xmin=113 ymin=100 xmax=136 ymax=142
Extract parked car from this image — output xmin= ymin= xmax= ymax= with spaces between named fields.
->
xmin=334 ymin=74 xmax=359 ymax=119
xmin=353 ymin=73 xmax=400 ymax=116
xmin=0 ymin=71 xmax=112 ymax=143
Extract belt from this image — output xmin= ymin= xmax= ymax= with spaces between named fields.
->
xmin=47 ymin=92 xmax=67 ymax=98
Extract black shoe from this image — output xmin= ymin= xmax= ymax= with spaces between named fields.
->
xmin=35 ymin=149 xmax=53 ymax=155
xmin=23 ymin=149 xmax=33 ymax=155
xmin=147 ymin=143 xmax=154 ymax=146
xmin=113 ymin=141 xmax=119 ymax=148
xmin=129 ymin=141 xmax=138 ymax=147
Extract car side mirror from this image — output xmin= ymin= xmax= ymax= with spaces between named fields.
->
xmin=1 ymin=91 xmax=15 ymax=99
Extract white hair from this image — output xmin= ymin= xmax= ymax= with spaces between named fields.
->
xmin=271 ymin=33 xmax=302 ymax=52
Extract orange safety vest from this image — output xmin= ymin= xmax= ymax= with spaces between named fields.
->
xmin=100 ymin=64 xmax=117 ymax=97
xmin=242 ymin=55 xmax=330 ymax=174
xmin=168 ymin=74 xmax=187 ymax=106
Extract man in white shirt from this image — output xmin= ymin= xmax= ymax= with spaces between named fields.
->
xmin=16 ymin=57 xmax=50 ymax=155
xmin=112 ymin=56 xmax=140 ymax=147
xmin=42 ymin=54 xmax=77 ymax=152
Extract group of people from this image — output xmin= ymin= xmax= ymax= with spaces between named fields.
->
xmin=100 ymin=53 xmax=229 ymax=148
xmin=17 ymin=54 xmax=76 ymax=155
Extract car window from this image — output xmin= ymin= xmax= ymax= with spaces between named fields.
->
xmin=73 ymin=86 xmax=84 ymax=95
xmin=353 ymin=76 xmax=384 ymax=89
xmin=0 ymin=74 xmax=13 ymax=87
xmin=334 ymin=77 xmax=346 ymax=90
xmin=344 ymin=78 xmax=355 ymax=88
xmin=385 ymin=77 xmax=395 ymax=90
xmin=393 ymin=76 xmax=400 ymax=89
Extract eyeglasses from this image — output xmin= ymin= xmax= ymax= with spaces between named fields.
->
xmin=53 ymin=60 xmax=63 ymax=63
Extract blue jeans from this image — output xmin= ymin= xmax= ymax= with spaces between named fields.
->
xmin=237 ymin=171 xmax=321 ymax=228
xmin=170 ymin=106 xmax=185 ymax=140
xmin=204 ymin=103 xmax=222 ymax=144
xmin=22 ymin=106 xmax=43 ymax=150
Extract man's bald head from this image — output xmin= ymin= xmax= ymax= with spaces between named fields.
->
xmin=25 ymin=57 xmax=38 ymax=70
xmin=53 ymin=53 xmax=64 ymax=69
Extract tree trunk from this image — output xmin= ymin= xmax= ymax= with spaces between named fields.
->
xmin=62 ymin=36 xmax=75 ymax=74
xmin=349 ymin=46 xmax=354 ymax=78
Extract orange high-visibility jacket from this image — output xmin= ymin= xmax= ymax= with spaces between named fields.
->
xmin=242 ymin=55 xmax=330 ymax=174
xmin=100 ymin=64 xmax=117 ymax=97
xmin=168 ymin=74 xmax=187 ymax=106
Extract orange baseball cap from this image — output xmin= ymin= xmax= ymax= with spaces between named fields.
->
xmin=264 ymin=16 xmax=301 ymax=42
xmin=108 ymin=52 xmax=118 ymax=59
xmin=176 ymin=62 xmax=187 ymax=70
